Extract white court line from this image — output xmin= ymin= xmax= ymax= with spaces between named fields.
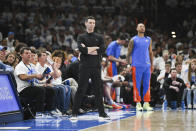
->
xmin=0 ymin=127 xmax=31 ymax=130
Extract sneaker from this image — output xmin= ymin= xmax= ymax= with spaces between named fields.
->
xmin=69 ymin=114 xmax=78 ymax=122
xmin=78 ymin=108 xmax=86 ymax=114
xmin=116 ymin=103 xmax=129 ymax=109
xmin=143 ymin=102 xmax=153 ymax=111
xmin=50 ymin=109 xmax=62 ymax=116
xmin=99 ymin=113 xmax=111 ymax=120
xmin=56 ymin=109 xmax=63 ymax=115
xmin=136 ymin=103 xmax=143 ymax=111
xmin=188 ymin=104 xmax=192 ymax=109
xmin=111 ymin=104 xmax=123 ymax=109
xmin=193 ymin=105 xmax=196 ymax=109
xmin=104 ymin=104 xmax=113 ymax=109
xmin=36 ymin=112 xmax=44 ymax=119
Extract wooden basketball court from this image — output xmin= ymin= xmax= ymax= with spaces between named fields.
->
xmin=0 ymin=109 xmax=196 ymax=130
xmin=82 ymin=110 xmax=196 ymax=131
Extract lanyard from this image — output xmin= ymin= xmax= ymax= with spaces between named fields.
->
xmin=23 ymin=62 xmax=34 ymax=85
xmin=24 ymin=64 xmax=32 ymax=74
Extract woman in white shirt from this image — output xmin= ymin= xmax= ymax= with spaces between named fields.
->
xmin=183 ymin=59 xmax=196 ymax=109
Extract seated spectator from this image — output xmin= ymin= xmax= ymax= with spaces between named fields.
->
xmin=51 ymin=50 xmax=67 ymax=80
xmin=4 ymin=52 xmax=17 ymax=67
xmin=101 ymin=58 xmax=129 ymax=109
xmin=14 ymin=47 xmax=55 ymax=116
xmin=51 ymin=54 xmax=72 ymax=115
xmin=162 ymin=68 xmax=186 ymax=109
xmin=35 ymin=51 xmax=71 ymax=115
xmin=183 ymin=59 xmax=196 ymax=109
xmin=29 ymin=48 xmax=38 ymax=66
xmin=0 ymin=46 xmax=7 ymax=62
xmin=63 ymin=56 xmax=79 ymax=104
xmin=0 ymin=46 xmax=14 ymax=72
xmin=156 ymin=50 xmax=171 ymax=82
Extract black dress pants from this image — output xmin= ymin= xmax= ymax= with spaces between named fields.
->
xmin=72 ymin=67 xmax=105 ymax=115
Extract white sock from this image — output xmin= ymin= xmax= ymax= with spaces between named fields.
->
xmin=108 ymin=99 xmax=114 ymax=105
xmin=115 ymin=87 xmax=120 ymax=103
xmin=144 ymin=102 xmax=149 ymax=105
xmin=120 ymin=98 xmax=124 ymax=103
xmin=137 ymin=102 xmax=141 ymax=105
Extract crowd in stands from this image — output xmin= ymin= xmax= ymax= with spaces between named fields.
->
xmin=0 ymin=0 xmax=196 ymax=118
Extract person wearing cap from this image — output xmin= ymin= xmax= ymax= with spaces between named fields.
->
xmin=0 ymin=46 xmax=7 ymax=62
xmin=126 ymin=23 xmax=154 ymax=111
xmin=106 ymin=34 xmax=128 ymax=104
xmin=5 ymin=32 xmax=15 ymax=51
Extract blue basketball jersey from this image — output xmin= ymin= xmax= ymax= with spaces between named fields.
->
xmin=131 ymin=35 xmax=151 ymax=67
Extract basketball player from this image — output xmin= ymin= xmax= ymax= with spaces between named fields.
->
xmin=126 ymin=23 xmax=154 ymax=111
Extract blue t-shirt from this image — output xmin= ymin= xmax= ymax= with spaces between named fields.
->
xmin=131 ymin=35 xmax=151 ymax=67
xmin=106 ymin=41 xmax=121 ymax=76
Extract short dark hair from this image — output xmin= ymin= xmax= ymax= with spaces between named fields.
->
xmin=170 ymin=68 xmax=176 ymax=73
xmin=37 ymin=51 xmax=47 ymax=58
xmin=20 ymin=47 xmax=31 ymax=54
xmin=84 ymin=16 xmax=95 ymax=22
xmin=175 ymin=62 xmax=182 ymax=67
xmin=118 ymin=34 xmax=128 ymax=41
xmin=30 ymin=48 xmax=36 ymax=54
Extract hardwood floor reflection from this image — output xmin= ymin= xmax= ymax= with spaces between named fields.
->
xmin=83 ymin=110 xmax=196 ymax=131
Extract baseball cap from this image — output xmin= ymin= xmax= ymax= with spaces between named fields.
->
xmin=0 ymin=45 xmax=7 ymax=51
xmin=8 ymin=32 xmax=14 ymax=36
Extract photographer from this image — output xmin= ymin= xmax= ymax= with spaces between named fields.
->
xmin=163 ymin=68 xmax=186 ymax=109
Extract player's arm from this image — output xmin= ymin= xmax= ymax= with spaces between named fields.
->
xmin=149 ymin=39 xmax=154 ymax=72
xmin=107 ymin=55 xmax=124 ymax=63
xmin=126 ymin=39 xmax=134 ymax=64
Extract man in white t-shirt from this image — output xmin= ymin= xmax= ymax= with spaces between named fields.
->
xmin=35 ymin=51 xmax=71 ymax=115
xmin=14 ymin=47 xmax=55 ymax=113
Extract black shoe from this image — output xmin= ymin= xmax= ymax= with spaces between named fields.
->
xmin=99 ymin=113 xmax=110 ymax=120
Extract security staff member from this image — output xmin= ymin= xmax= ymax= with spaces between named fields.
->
xmin=71 ymin=16 xmax=110 ymax=120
